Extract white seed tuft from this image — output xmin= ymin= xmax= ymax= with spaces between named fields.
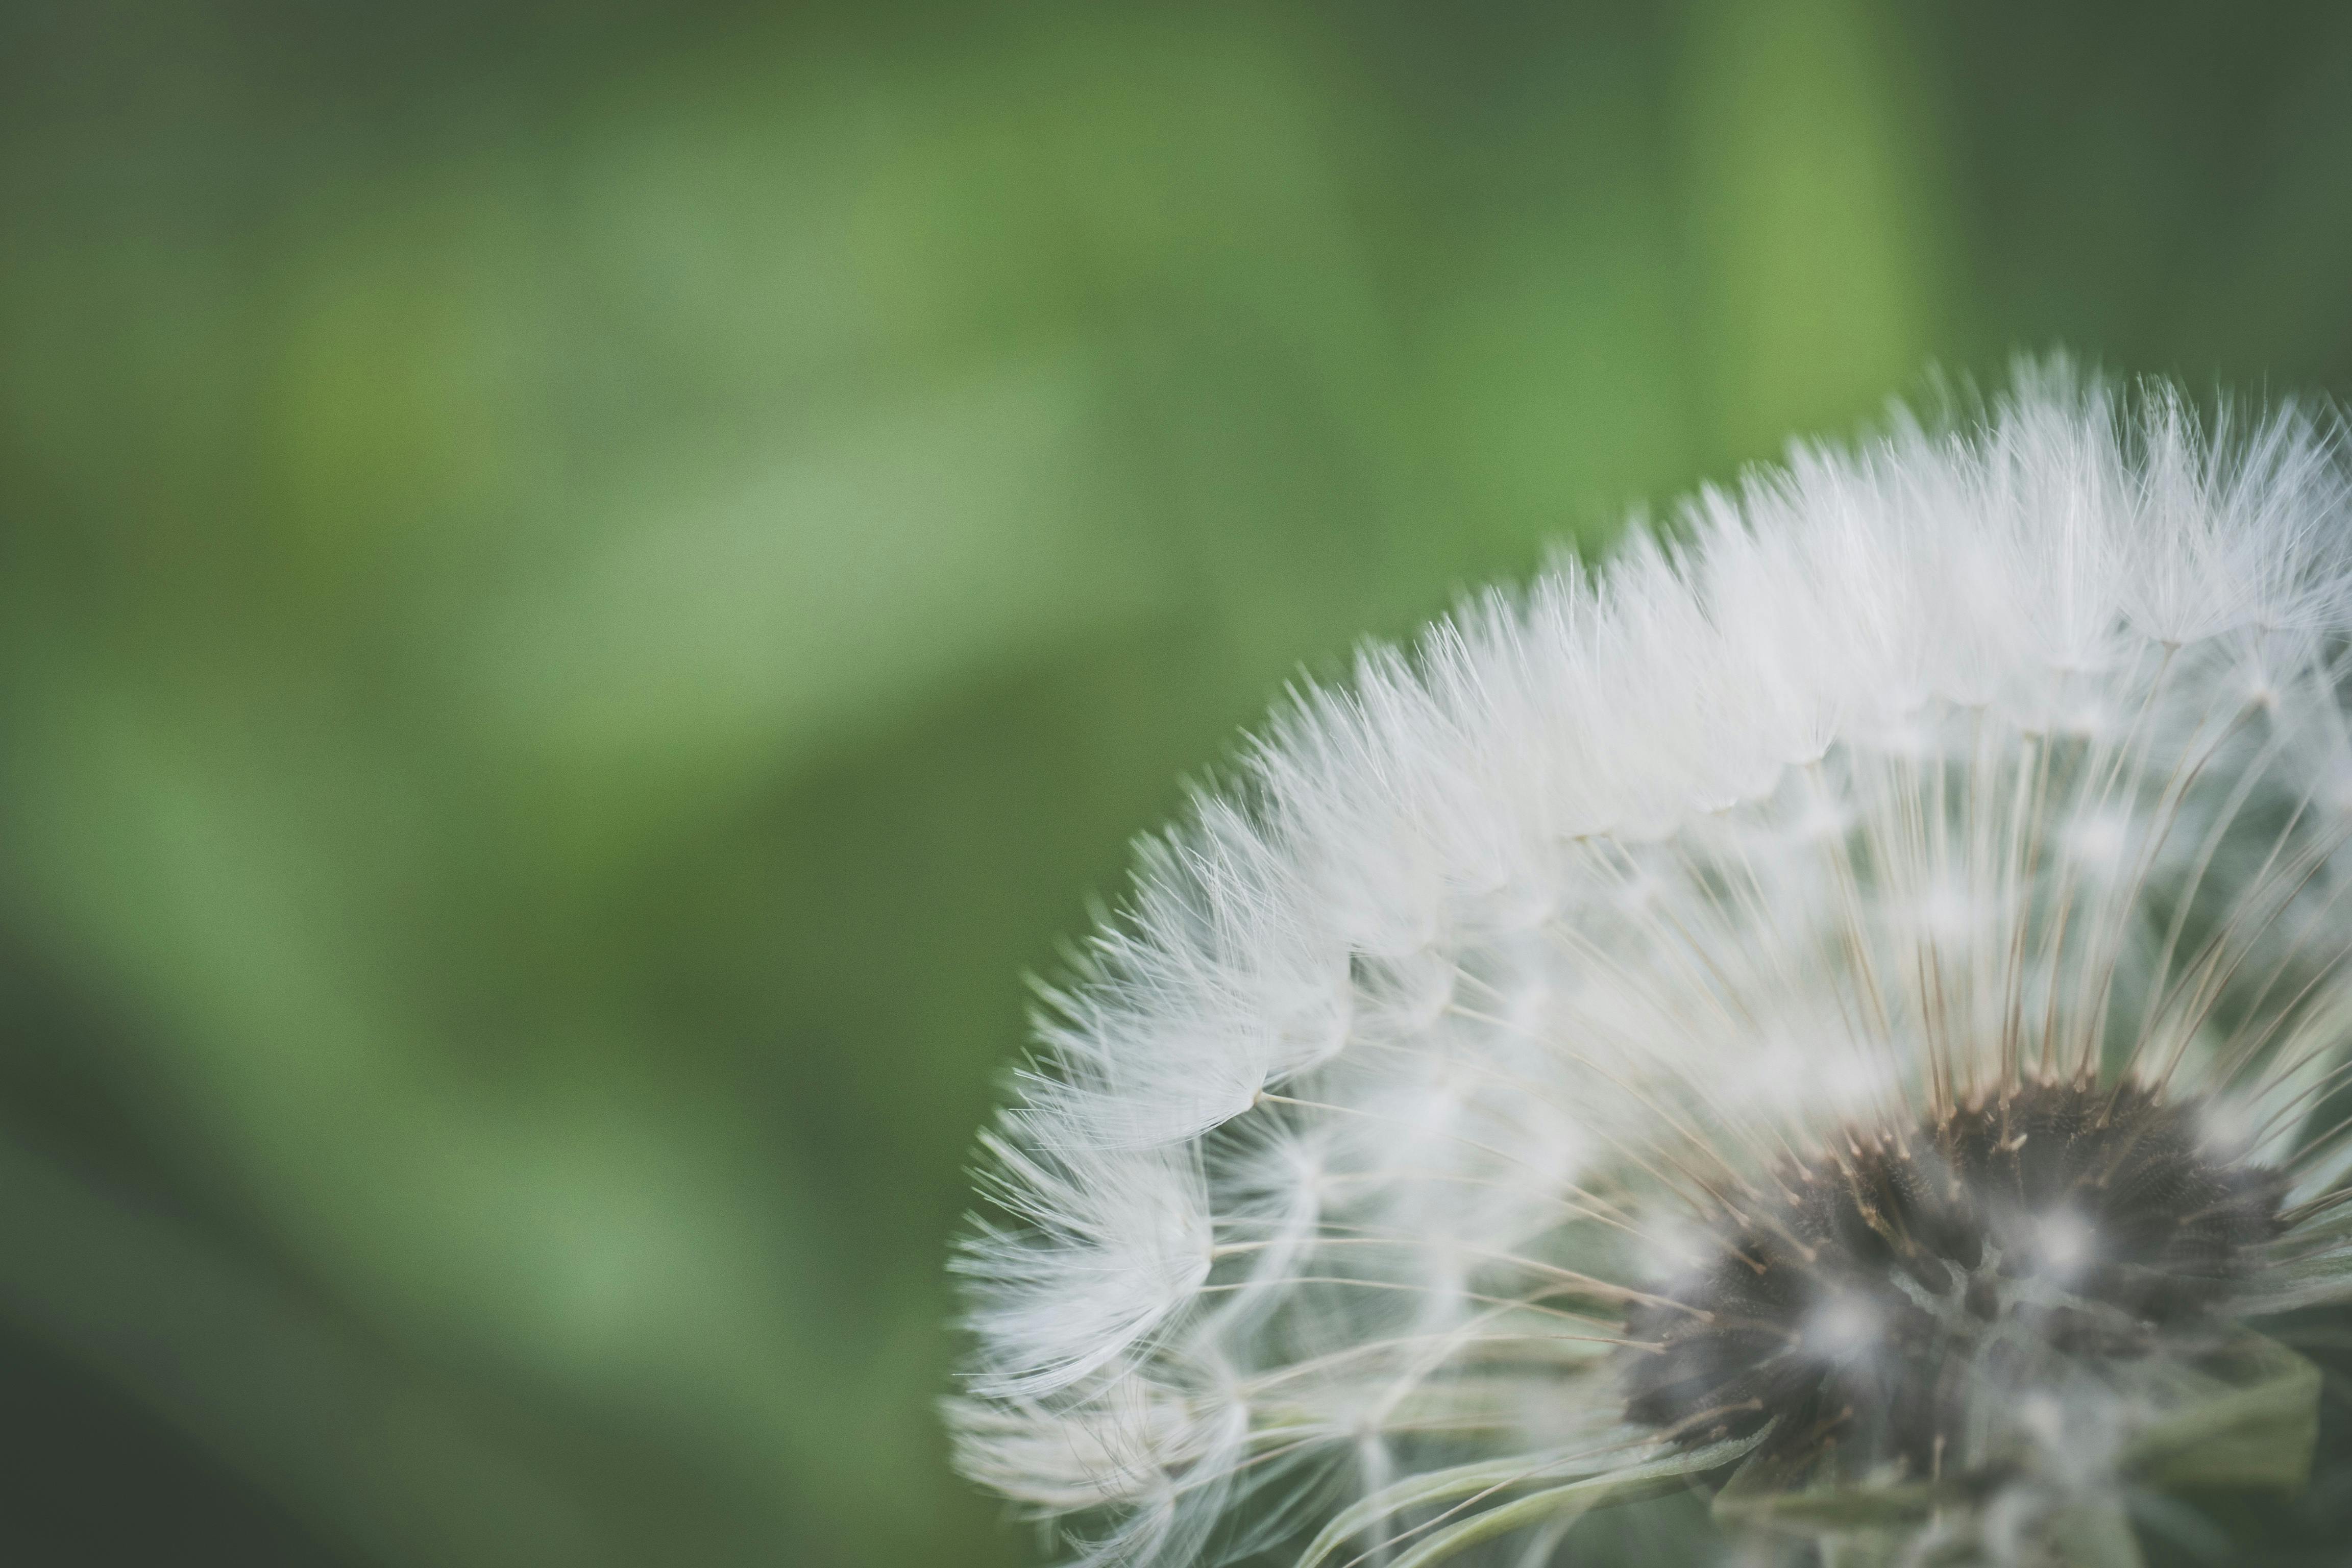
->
xmin=950 ymin=366 xmax=2352 ymax=1564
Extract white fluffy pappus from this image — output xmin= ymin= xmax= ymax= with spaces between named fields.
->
xmin=948 ymin=368 xmax=2352 ymax=1567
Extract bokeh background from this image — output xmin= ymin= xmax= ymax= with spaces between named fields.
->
xmin=6 ymin=2 xmax=2352 ymax=1564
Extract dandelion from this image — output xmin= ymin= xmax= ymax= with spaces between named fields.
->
xmin=948 ymin=367 xmax=2352 ymax=1566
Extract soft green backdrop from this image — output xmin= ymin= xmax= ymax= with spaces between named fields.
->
xmin=4 ymin=3 xmax=2352 ymax=1564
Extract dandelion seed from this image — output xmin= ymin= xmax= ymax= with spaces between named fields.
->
xmin=947 ymin=365 xmax=2352 ymax=1566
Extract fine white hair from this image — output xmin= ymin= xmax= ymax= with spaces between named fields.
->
xmin=948 ymin=365 xmax=2352 ymax=1566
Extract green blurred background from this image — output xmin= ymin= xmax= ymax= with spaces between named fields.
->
xmin=4 ymin=3 xmax=2352 ymax=1564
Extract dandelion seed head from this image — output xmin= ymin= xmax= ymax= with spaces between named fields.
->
xmin=949 ymin=366 xmax=2352 ymax=1565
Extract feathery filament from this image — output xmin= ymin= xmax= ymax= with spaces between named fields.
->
xmin=950 ymin=370 xmax=2352 ymax=1565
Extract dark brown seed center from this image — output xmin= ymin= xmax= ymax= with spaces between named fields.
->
xmin=1621 ymin=1078 xmax=2285 ymax=1477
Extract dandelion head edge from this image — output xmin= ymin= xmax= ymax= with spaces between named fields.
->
xmin=949 ymin=366 xmax=2352 ymax=1566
